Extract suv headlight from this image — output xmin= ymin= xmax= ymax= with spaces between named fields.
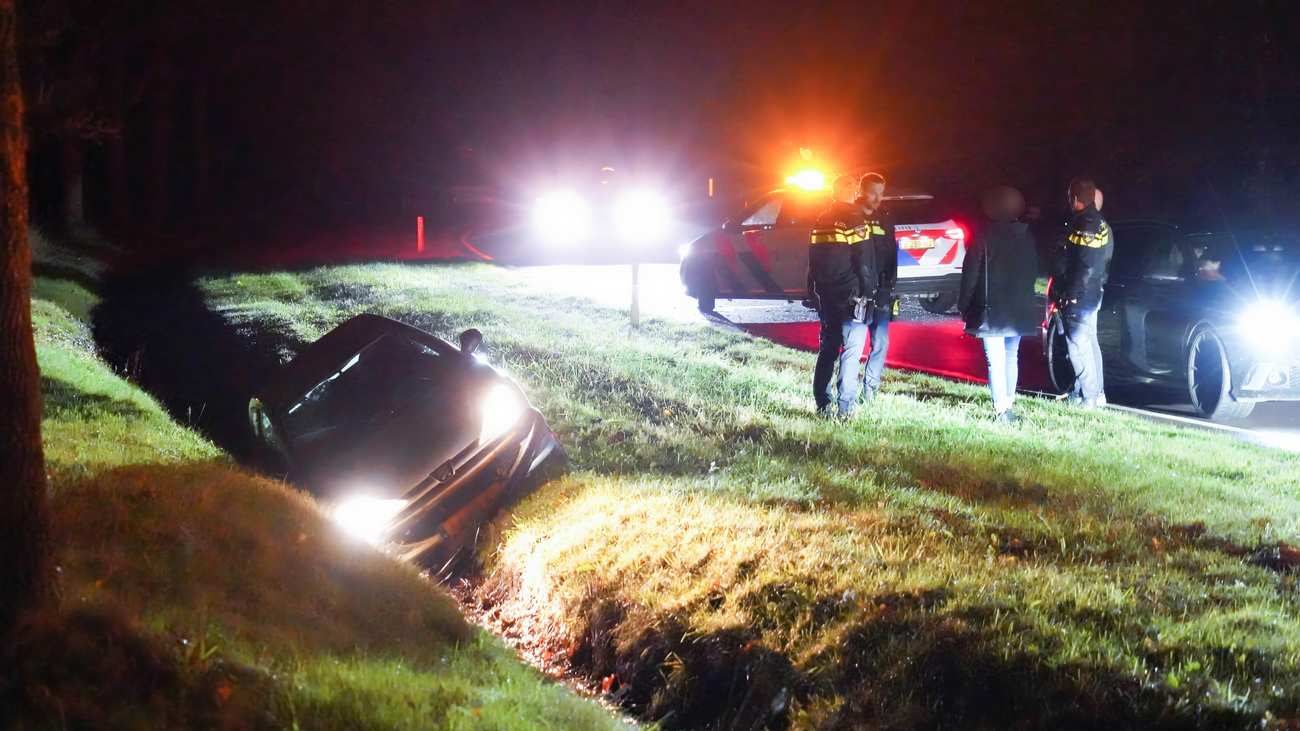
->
xmin=1238 ymin=299 xmax=1300 ymax=352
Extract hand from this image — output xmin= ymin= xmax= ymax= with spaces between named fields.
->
xmin=801 ymin=297 xmax=820 ymax=310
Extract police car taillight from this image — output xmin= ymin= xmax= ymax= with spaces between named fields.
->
xmin=945 ymin=225 xmax=967 ymax=241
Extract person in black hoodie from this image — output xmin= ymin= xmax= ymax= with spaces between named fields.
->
xmin=959 ymin=186 xmax=1041 ymax=422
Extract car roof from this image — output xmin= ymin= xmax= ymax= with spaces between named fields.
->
xmin=256 ymin=314 xmax=460 ymax=412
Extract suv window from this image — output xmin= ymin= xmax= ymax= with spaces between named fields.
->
xmin=1111 ymin=224 xmax=1180 ymax=281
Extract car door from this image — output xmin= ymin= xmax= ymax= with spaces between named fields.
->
xmin=1107 ymin=223 xmax=1193 ymax=381
xmin=717 ymin=192 xmax=825 ymax=297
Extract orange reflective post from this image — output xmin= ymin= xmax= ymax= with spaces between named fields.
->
xmin=417 ymin=216 xmax=425 ymax=254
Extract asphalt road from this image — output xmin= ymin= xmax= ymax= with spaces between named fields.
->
xmin=512 ymin=262 xmax=1300 ymax=452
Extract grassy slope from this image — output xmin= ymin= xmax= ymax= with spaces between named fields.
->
xmin=13 ymin=238 xmax=625 ymax=730
xmin=202 ymin=262 xmax=1300 ymax=728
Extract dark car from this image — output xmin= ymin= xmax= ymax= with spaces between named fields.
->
xmin=248 ymin=314 xmax=563 ymax=570
xmin=678 ymin=188 xmax=970 ymax=313
xmin=1045 ymin=220 xmax=1300 ymax=420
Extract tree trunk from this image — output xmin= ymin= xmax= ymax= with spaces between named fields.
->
xmin=0 ymin=0 xmax=53 ymax=638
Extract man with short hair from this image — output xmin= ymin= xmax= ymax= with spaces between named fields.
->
xmin=1055 ymin=177 xmax=1113 ymax=407
xmin=807 ymin=174 xmax=870 ymax=416
xmin=856 ymin=172 xmax=898 ymax=402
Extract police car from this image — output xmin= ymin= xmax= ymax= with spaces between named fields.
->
xmin=678 ymin=185 xmax=969 ymax=313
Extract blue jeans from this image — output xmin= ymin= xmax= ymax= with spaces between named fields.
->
xmin=1063 ymin=305 xmax=1105 ymax=402
xmin=814 ymin=317 xmax=869 ymax=414
xmin=862 ymin=307 xmax=891 ymax=394
xmin=981 ymin=335 xmax=1022 ymax=414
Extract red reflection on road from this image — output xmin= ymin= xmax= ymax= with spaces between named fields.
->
xmin=744 ymin=320 xmax=1052 ymax=390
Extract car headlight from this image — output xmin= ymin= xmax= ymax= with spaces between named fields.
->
xmin=614 ymin=189 xmax=672 ymax=244
xmin=332 ymin=495 xmax=408 ymax=545
xmin=1238 ymin=299 xmax=1300 ymax=352
xmin=677 ymin=241 xmax=692 ymax=260
xmin=533 ymin=190 xmax=591 ymax=245
xmin=480 ymin=383 xmax=525 ymax=444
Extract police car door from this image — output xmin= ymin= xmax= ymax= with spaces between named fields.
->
xmin=722 ymin=192 xmax=815 ymax=297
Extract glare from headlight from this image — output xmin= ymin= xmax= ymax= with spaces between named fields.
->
xmin=614 ymin=189 xmax=672 ymax=244
xmin=677 ymin=241 xmax=692 ymax=260
xmin=533 ymin=191 xmax=591 ymax=245
xmin=480 ymin=383 xmax=525 ymax=444
xmin=1238 ymin=299 xmax=1300 ymax=352
xmin=332 ymin=496 xmax=408 ymax=546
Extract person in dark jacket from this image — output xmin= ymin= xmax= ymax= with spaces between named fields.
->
xmin=855 ymin=172 xmax=898 ymax=403
xmin=808 ymin=174 xmax=871 ymax=416
xmin=1054 ymin=178 xmax=1113 ymax=408
xmin=959 ymin=186 xmax=1041 ymax=422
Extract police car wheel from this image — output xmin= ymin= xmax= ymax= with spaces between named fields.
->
xmin=1186 ymin=326 xmax=1255 ymax=421
xmin=921 ymin=292 xmax=958 ymax=315
xmin=1045 ymin=316 xmax=1076 ymax=394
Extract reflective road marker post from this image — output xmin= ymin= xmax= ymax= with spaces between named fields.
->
xmin=417 ymin=216 xmax=425 ymax=254
xmin=630 ymin=261 xmax=640 ymax=328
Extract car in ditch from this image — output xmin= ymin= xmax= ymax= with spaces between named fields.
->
xmin=247 ymin=314 xmax=563 ymax=572
xmin=1044 ymin=219 xmax=1300 ymax=420
xmin=678 ymin=187 xmax=970 ymax=313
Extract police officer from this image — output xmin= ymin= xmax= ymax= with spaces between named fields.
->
xmin=855 ymin=172 xmax=898 ymax=403
xmin=1055 ymin=178 xmax=1113 ymax=407
xmin=808 ymin=175 xmax=870 ymax=416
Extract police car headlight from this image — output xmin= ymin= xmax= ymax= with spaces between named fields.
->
xmin=1238 ymin=299 xmax=1300 ymax=352
xmin=533 ymin=190 xmax=591 ymax=245
xmin=614 ymin=189 xmax=672 ymax=244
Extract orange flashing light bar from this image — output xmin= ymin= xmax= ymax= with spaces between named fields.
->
xmin=785 ymin=168 xmax=827 ymax=192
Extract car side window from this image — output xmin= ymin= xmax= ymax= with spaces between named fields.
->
xmin=741 ymin=197 xmax=782 ymax=227
xmin=1111 ymin=224 xmax=1183 ymax=281
xmin=778 ymin=197 xmax=825 ymax=227
xmin=1143 ymin=236 xmax=1185 ymax=281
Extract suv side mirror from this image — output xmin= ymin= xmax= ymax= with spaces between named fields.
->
xmin=458 ymin=328 xmax=483 ymax=354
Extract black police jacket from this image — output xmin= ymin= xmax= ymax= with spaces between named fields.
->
xmin=861 ymin=211 xmax=898 ymax=306
xmin=1056 ymin=205 xmax=1113 ymax=310
xmin=958 ymin=220 xmax=1042 ymax=337
xmin=806 ymin=203 xmax=897 ymax=318
xmin=807 ymin=201 xmax=869 ymax=318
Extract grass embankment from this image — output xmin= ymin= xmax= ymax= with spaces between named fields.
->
xmin=202 ymin=262 xmax=1300 ymax=728
xmin=6 ymin=233 xmax=626 ymax=730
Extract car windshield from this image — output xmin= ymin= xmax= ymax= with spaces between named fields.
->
xmin=282 ymin=333 xmax=447 ymax=445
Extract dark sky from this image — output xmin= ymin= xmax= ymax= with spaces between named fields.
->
xmin=28 ymin=0 xmax=1300 ymax=228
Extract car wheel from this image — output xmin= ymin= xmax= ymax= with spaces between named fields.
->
xmin=1186 ymin=326 xmax=1255 ymax=421
xmin=696 ymin=295 xmax=716 ymax=313
xmin=921 ymin=292 xmax=958 ymax=315
xmin=1045 ymin=315 xmax=1075 ymax=394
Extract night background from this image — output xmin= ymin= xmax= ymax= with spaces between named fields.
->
xmin=24 ymin=0 xmax=1300 ymax=245
xmin=7 ymin=1 xmax=1300 ymax=728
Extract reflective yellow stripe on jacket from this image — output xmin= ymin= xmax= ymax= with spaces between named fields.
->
xmin=810 ymin=225 xmax=868 ymax=245
xmin=1067 ymin=222 xmax=1111 ymax=248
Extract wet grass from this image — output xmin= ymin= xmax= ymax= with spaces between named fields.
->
xmin=201 ymin=261 xmax=1300 ymax=728
xmin=6 ymin=242 xmax=629 ymax=730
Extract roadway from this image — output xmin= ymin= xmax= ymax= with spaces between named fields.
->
xmin=511 ymin=262 xmax=1300 ymax=452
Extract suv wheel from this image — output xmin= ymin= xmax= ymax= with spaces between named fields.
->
xmin=1187 ymin=326 xmax=1255 ymax=421
xmin=1045 ymin=315 xmax=1075 ymax=394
